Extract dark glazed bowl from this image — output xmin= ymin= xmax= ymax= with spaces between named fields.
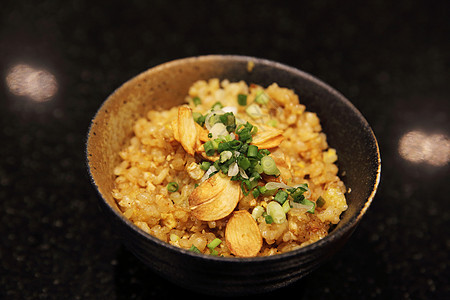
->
xmin=86 ymin=55 xmax=381 ymax=296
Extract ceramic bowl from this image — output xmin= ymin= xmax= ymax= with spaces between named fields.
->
xmin=86 ymin=55 xmax=381 ymax=296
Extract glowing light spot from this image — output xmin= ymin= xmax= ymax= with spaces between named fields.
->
xmin=6 ymin=64 xmax=58 ymax=102
xmin=398 ymin=130 xmax=450 ymax=166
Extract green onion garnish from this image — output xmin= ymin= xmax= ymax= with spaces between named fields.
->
xmin=203 ymin=141 xmax=215 ymax=156
xmin=236 ymin=122 xmax=255 ymax=143
xmin=237 ymin=94 xmax=247 ymax=106
xmin=193 ymin=96 xmax=201 ymax=106
xmin=200 ymin=161 xmax=211 ymax=171
xmin=316 ymin=196 xmax=326 ymax=207
xmin=208 ymin=113 xmax=222 ymax=127
xmin=274 ymin=190 xmax=288 ymax=205
xmin=246 ymin=103 xmax=263 ymax=119
xmin=218 ymin=112 xmax=236 ymax=133
xmin=207 ymin=238 xmax=222 ymax=256
xmin=296 ymin=183 xmax=309 ymax=192
xmin=247 ymin=145 xmax=258 ymax=157
xmin=167 ymin=182 xmax=179 ymax=192
xmin=267 ymin=119 xmax=278 ymax=127
xmin=252 ymin=188 xmax=260 ymax=198
xmin=192 ymin=112 xmax=206 ymax=126
xmin=219 ymin=151 xmax=233 ymax=163
xmin=237 ymin=156 xmax=251 ymax=170
xmin=211 ymin=101 xmax=223 ymax=111
xmin=261 ymin=156 xmax=280 ymax=176
xmin=189 ymin=245 xmax=201 ymax=253
xmin=282 ymin=199 xmax=291 ymax=213
xmin=257 ymin=185 xmax=268 ymax=195
xmin=194 ymin=112 xmax=314 ymax=209
xmin=254 ymin=90 xmax=270 ymax=104
xmin=303 ymin=199 xmax=316 ymax=214
xmin=264 ymin=214 xmax=274 ymax=224
xmin=207 ymin=238 xmax=222 ymax=250
xmin=251 ymin=206 xmax=265 ymax=220
xmin=266 ymin=201 xmax=287 ymax=224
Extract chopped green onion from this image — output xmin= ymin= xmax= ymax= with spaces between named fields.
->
xmin=211 ymin=101 xmax=223 ymax=111
xmin=266 ymin=201 xmax=286 ymax=224
xmin=207 ymin=238 xmax=222 ymax=255
xmin=256 ymin=185 xmax=276 ymax=196
xmin=219 ymin=151 xmax=233 ymax=163
xmin=239 ymin=142 xmax=248 ymax=153
xmin=316 ymin=196 xmax=326 ymax=207
xmin=254 ymin=90 xmax=270 ymax=104
xmin=192 ymin=112 xmax=206 ymax=126
xmin=253 ymin=162 xmax=263 ymax=174
xmin=290 ymin=184 xmax=309 ymax=203
xmin=193 ymin=96 xmax=201 ymax=106
xmin=264 ymin=214 xmax=274 ymax=224
xmin=274 ymin=190 xmax=288 ymax=205
xmin=209 ymin=123 xmax=228 ymax=139
xmin=296 ymin=183 xmax=309 ymax=192
xmin=258 ymin=185 xmax=268 ymax=195
xmin=212 ymin=139 xmax=220 ymax=150
xmin=237 ymin=94 xmax=247 ymax=106
xmin=167 ymin=182 xmax=179 ymax=192
xmin=189 ymin=245 xmax=202 ymax=253
xmin=267 ymin=119 xmax=278 ymax=127
xmin=247 ymin=145 xmax=258 ymax=157
xmin=207 ymin=238 xmax=222 ymax=250
xmin=251 ymin=125 xmax=258 ymax=135
xmin=240 ymin=180 xmax=254 ymax=196
xmin=282 ymin=199 xmax=291 ymax=213
xmin=291 ymin=189 xmax=305 ymax=203
xmin=261 ymin=156 xmax=280 ymax=176
xmin=200 ymin=161 xmax=211 ymax=171
xmin=258 ymin=149 xmax=271 ymax=158
xmin=219 ymin=112 xmax=236 ymax=132
xmin=252 ymin=188 xmax=260 ymax=198
xmin=246 ymin=103 xmax=263 ymax=119
xmin=303 ymin=199 xmax=316 ymax=213
xmin=203 ymin=141 xmax=215 ymax=156
xmin=249 ymin=171 xmax=261 ymax=182
xmin=207 ymin=113 xmax=222 ymax=127
xmin=237 ymin=156 xmax=251 ymax=170
xmin=217 ymin=139 xmax=241 ymax=152
xmin=252 ymin=206 xmax=265 ymax=219
xmin=293 ymin=193 xmax=305 ymax=203
xmin=236 ymin=122 xmax=255 ymax=143
xmin=238 ymin=131 xmax=252 ymax=143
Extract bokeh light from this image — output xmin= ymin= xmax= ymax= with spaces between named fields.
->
xmin=398 ymin=130 xmax=450 ymax=166
xmin=6 ymin=64 xmax=58 ymax=102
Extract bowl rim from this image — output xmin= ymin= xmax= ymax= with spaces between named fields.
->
xmin=86 ymin=54 xmax=381 ymax=262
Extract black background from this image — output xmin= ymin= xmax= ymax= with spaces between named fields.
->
xmin=1 ymin=1 xmax=449 ymax=299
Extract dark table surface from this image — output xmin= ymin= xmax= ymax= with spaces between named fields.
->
xmin=1 ymin=1 xmax=449 ymax=299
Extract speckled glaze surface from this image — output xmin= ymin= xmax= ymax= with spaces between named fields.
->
xmin=86 ymin=55 xmax=380 ymax=296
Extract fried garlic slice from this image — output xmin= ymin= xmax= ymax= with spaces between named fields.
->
xmin=251 ymin=125 xmax=284 ymax=149
xmin=189 ymin=173 xmax=241 ymax=221
xmin=177 ymin=106 xmax=198 ymax=156
xmin=172 ymin=107 xmax=210 ymax=156
xmin=225 ymin=210 xmax=263 ymax=257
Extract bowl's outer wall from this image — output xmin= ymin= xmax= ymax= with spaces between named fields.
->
xmin=87 ymin=55 xmax=380 ymax=295
xmin=100 ymin=197 xmax=356 ymax=295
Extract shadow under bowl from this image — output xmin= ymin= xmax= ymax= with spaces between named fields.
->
xmin=86 ymin=55 xmax=381 ymax=296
